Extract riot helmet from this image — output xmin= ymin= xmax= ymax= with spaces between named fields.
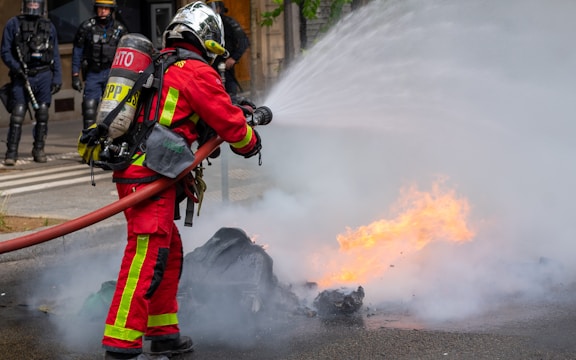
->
xmin=94 ymin=0 xmax=116 ymax=9
xmin=21 ymin=0 xmax=44 ymax=17
xmin=93 ymin=0 xmax=116 ymax=21
xmin=162 ymin=1 xmax=226 ymax=63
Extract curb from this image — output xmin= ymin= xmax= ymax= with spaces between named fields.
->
xmin=0 ymin=220 xmax=126 ymax=263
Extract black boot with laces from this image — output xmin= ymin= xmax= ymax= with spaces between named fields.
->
xmin=149 ymin=335 xmax=194 ymax=356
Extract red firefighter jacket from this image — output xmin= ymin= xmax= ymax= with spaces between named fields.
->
xmin=113 ymin=44 xmax=257 ymax=182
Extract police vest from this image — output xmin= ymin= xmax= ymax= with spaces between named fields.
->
xmin=82 ymin=18 xmax=125 ymax=70
xmin=15 ymin=15 xmax=54 ymax=67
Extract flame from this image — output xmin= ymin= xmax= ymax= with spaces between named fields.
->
xmin=316 ymin=180 xmax=475 ymax=288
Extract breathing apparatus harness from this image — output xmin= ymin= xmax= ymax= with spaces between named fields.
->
xmin=79 ymin=47 xmax=210 ymax=226
xmin=79 ymin=48 xmax=205 ymax=170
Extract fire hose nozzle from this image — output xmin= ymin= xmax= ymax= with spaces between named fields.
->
xmin=247 ymin=106 xmax=273 ymax=127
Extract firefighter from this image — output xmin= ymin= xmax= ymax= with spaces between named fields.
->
xmin=206 ymin=0 xmax=250 ymax=96
xmin=99 ymin=2 xmax=262 ymax=359
xmin=1 ymin=0 xmax=62 ymax=165
xmin=72 ymin=0 xmax=128 ymax=129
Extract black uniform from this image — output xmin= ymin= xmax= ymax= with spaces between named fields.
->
xmin=213 ymin=14 xmax=249 ymax=96
xmin=1 ymin=12 xmax=62 ymax=165
xmin=72 ymin=14 xmax=127 ymax=129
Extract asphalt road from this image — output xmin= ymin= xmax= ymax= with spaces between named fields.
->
xmin=2 ymin=239 xmax=576 ymax=360
xmin=2 ymin=120 xmax=576 ymax=359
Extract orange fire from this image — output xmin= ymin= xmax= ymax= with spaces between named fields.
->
xmin=316 ymin=180 xmax=475 ymax=288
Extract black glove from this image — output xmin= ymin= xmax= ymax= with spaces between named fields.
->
xmin=51 ymin=83 xmax=61 ymax=95
xmin=231 ymin=95 xmax=256 ymax=110
xmin=230 ymin=128 xmax=261 ymax=159
xmin=72 ymin=75 xmax=83 ymax=92
xmin=11 ymin=67 xmax=25 ymax=79
xmin=79 ymin=124 xmax=105 ymax=146
xmin=235 ymin=104 xmax=253 ymax=117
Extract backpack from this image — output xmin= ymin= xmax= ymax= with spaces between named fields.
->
xmin=78 ymin=47 xmax=211 ymax=227
xmin=87 ymin=47 xmax=208 ymax=173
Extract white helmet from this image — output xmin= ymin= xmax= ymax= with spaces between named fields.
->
xmin=162 ymin=1 xmax=226 ymax=62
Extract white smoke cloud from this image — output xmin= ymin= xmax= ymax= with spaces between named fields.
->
xmin=40 ymin=0 xmax=576 ymax=349
xmin=186 ymin=0 xmax=576 ymax=323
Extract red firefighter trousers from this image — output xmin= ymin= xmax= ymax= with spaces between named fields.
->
xmin=102 ymin=183 xmax=183 ymax=353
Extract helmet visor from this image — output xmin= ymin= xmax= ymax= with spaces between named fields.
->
xmin=23 ymin=0 xmax=44 ymax=16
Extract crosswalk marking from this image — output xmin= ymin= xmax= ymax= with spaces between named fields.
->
xmin=1 ymin=174 xmax=111 ymax=196
xmin=0 ymin=164 xmax=112 ymax=196
xmin=0 ymin=151 xmax=80 ymax=170
xmin=0 ymin=152 xmax=269 ymax=200
xmin=0 ymin=164 xmax=89 ymax=181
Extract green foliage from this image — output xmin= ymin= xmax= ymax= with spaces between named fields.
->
xmin=328 ymin=0 xmax=351 ymax=25
xmin=261 ymin=0 xmax=285 ymax=26
xmin=260 ymin=0 xmax=353 ymax=28
xmin=300 ymin=0 xmax=322 ymax=19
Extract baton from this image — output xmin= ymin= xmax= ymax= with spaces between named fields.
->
xmin=15 ymin=45 xmax=40 ymax=110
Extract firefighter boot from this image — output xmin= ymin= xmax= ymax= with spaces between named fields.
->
xmin=32 ymin=103 xmax=49 ymax=163
xmin=149 ymin=335 xmax=194 ymax=356
xmin=4 ymin=103 xmax=26 ymax=165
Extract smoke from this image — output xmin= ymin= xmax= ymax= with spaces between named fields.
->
xmin=31 ymin=245 xmax=124 ymax=353
xmin=184 ymin=0 xmax=576 ymax=324
xmin=36 ymin=0 xmax=576 ymax=350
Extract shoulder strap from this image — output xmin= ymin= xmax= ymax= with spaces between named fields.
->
xmin=98 ymin=60 xmax=156 ymax=131
xmin=141 ymin=48 xmax=208 ymax=129
xmin=99 ymin=47 xmax=209 ymax=155
xmin=105 ymin=47 xmax=199 ymax=131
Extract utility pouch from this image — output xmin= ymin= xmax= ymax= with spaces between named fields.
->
xmin=144 ymin=123 xmax=195 ymax=178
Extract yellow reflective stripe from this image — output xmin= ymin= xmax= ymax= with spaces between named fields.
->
xmin=132 ymin=153 xmax=145 ymax=166
xmin=115 ymin=235 xmax=149 ymax=329
xmin=230 ymin=125 xmax=252 ymax=149
xmin=190 ymin=113 xmax=200 ymax=124
xmin=148 ymin=313 xmax=179 ymax=327
xmin=104 ymin=323 xmax=144 ymax=341
xmin=159 ymin=87 xmax=179 ymax=127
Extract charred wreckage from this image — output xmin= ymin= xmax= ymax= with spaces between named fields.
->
xmin=81 ymin=227 xmax=365 ymax=324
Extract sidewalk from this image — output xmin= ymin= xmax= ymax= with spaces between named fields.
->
xmin=0 ymin=118 xmax=270 ymax=262
xmin=0 ymin=118 xmax=115 ymax=261
xmin=0 ymin=117 xmax=84 ymax=171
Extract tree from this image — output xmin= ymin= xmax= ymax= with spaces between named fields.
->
xmin=261 ymin=0 xmax=353 ymax=28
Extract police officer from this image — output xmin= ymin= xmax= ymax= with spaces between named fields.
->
xmin=207 ymin=0 xmax=250 ymax=96
xmin=72 ymin=0 xmax=127 ymax=129
xmin=1 ymin=0 xmax=62 ymax=165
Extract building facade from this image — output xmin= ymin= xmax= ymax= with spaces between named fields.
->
xmin=0 ymin=0 xmax=287 ymax=125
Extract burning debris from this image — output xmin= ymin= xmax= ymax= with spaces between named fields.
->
xmin=179 ymin=227 xmax=365 ymax=318
xmin=179 ymin=227 xmax=281 ymax=315
xmin=313 ymin=286 xmax=365 ymax=316
xmin=80 ymin=227 xmax=366 ymax=323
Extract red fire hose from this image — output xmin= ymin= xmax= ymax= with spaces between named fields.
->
xmin=0 ymin=136 xmax=224 ymax=255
